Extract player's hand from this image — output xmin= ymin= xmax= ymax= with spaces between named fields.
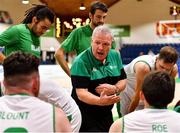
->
xmin=99 ymin=90 xmax=120 ymax=106
xmin=96 ymin=83 xmax=116 ymax=95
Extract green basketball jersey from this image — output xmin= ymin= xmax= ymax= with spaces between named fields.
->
xmin=0 ymin=24 xmax=40 ymax=57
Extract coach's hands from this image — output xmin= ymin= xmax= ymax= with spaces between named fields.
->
xmin=98 ymin=90 xmax=120 ymax=106
xmin=96 ymin=83 xmax=117 ymax=95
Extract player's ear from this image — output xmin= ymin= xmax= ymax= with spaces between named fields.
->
xmin=89 ymin=12 xmax=92 ymax=20
xmin=31 ymin=74 xmax=40 ymax=97
xmin=32 ymin=16 xmax=38 ymax=24
xmin=140 ymin=90 xmax=144 ymax=101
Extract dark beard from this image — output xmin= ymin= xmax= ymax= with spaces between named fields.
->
xmin=31 ymin=23 xmax=40 ymax=37
xmin=93 ymin=22 xmax=104 ymax=27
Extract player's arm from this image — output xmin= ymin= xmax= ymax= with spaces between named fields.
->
xmin=76 ymin=88 xmax=120 ymax=106
xmin=55 ymin=106 xmax=72 ymax=132
xmin=38 ymin=79 xmax=81 ymax=132
xmin=0 ymin=25 xmax=19 ymax=63
xmin=55 ymin=29 xmax=79 ymax=77
xmin=55 ymin=47 xmax=70 ymax=77
xmin=115 ymin=68 xmax=127 ymax=93
xmin=96 ymin=79 xmax=126 ymax=96
xmin=109 ymin=118 xmax=123 ymax=133
xmin=96 ymin=69 xmax=126 ymax=96
xmin=0 ymin=25 xmax=19 ymax=46
xmin=128 ymin=62 xmax=151 ymax=113
xmin=170 ymin=64 xmax=178 ymax=78
xmin=0 ymin=52 xmax=5 ymax=63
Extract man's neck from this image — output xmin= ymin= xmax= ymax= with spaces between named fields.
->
xmin=27 ymin=23 xmax=32 ymax=30
xmin=90 ymin=22 xmax=95 ymax=30
xmin=4 ymin=88 xmax=34 ymax=96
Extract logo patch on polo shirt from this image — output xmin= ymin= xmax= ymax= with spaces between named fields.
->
xmin=109 ymin=65 xmax=117 ymax=69
xmin=31 ymin=45 xmax=40 ymax=52
xmin=92 ymin=67 xmax=97 ymax=72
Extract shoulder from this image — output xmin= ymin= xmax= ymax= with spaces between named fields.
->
xmin=39 ymin=79 xmax=66 ymax=95
xmin=39 ymin=78 xmax=71 ymax=102
xmin=74 ymin=25 xmax=91 ymax=34
xmin=3 ymin=24 xmax=20 ymax=33
xmin=71 ymin=49 xmax=91 ymax=76
xmin=109 ymin=118 xmax=122 ymax=132
xmin=71 ymin=25 xmax=87 ymax=33
xmin=16 ymin=23 xmax=25 ymax=28
xmin=11 ymin=24 xmax=29 ymax=36
xmin=133 ymin=56 xmax=152 ymax=74
xmin=135 ymin=62 xmax=150 ymax=71
xmin=65 ymin=26 xmax=84 ymax=38
xmin=73 ymin=48 xmax=90 ymax=64
xmin=170 ymin=64 xmax=178 ymax=77
xmin=27 ymin=96 xmax=53 ymax=110
xmin=71 ymin=52 xmax=88 ymax=71
xmin=15 ymin=24 xmax=26 ymax=31
xmin=108 ymin=50 xmax=122 ymax=63
xmin=81 ymin=24 xmax=90 ymax=30
xmin=109 ymin=49 xmax=120 ymax=56
xmin=122 ymin=110 xmax=146 ymax=126
xmin=0 ymin=96 xmax=7 ymax=102
xmin=40 ymin=78 xmax=63 ymax=90
xmin=55 ymin=106 xmax=72 ymax=132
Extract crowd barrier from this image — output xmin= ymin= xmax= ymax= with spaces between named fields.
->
xmin=120 ymin=43 xmax=180 ymax=64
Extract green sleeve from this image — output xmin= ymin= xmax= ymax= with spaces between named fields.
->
xmin=117 ymin=52 xmax=123 ymax=69
xmin=60 ymin=28 xmax=79 ymax=53
xmin=113 ymin=50 xmax=123 ymax=70
xmin=174 ymin=106 xmax=180 ymax=113
xmin=0 ymin=26 xmax=19 ymax=46
xmin=71 ymin=58 xmax=90 ymax=77
xmin=112 ymin=41 xmax=116 ymax=49
xmin=71 ymin=58 xmax=91 ymax=88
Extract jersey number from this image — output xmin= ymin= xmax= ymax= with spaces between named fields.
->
xmin=4 ymin=127 xmax=28 ymax=133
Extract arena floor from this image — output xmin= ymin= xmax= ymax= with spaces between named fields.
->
xmin=38 ymin=65 xmax=180 ymax=117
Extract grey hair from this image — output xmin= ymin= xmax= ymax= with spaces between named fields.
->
xmin=92 ymin=25 xmax=113 ymax=40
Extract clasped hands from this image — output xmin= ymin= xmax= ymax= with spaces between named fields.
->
xmin=95 ymin=83 xmax=120 ymax=106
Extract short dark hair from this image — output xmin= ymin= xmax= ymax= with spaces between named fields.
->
xmin=90 ymin=1 xmax=108 ymax=14
xmin=158 ymin=46 xmax=179 ymax=64
xmin=142 ymin=71 xmax=175 ymax=108
xmin=3 ymin=51 xmax=40 ymax=78
xmin=22 ymin=4 xmax=55 ymax=24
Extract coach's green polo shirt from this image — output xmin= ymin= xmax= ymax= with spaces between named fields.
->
xmin=71 ymin=47 xmax=124 ymax=115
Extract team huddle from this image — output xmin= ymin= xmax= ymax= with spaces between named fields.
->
xmin=0 ymin=1 xmax=180 ymax=133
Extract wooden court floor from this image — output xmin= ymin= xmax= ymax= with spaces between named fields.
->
xmin=37 ymin=65 xmax=180 ymax=116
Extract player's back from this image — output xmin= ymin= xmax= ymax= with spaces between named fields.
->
xmin=0 ymin=95 xmax=55 ymax=132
